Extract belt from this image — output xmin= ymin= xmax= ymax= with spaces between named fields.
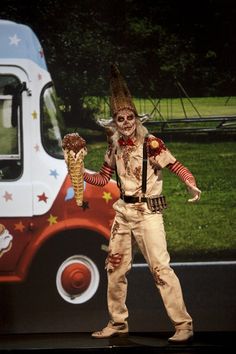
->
xmin=120 ymin=195 xmax=147 ymax=203
xmin=120 ymin=195 xmax=167 ymax=213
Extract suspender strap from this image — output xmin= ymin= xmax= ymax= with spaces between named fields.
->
xmin=115 ymin=164 xmax=121 ymax=191
xmin=115 ymin=135 xmax=149 ymax=194
xmin=142 ymin=135 xmax=148 ymax=195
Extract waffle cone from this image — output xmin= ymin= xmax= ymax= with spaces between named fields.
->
xmin=110 ymin=64 xmax=137 ymax=116
xmin=64 ymin=148 xmax=87 ymax=206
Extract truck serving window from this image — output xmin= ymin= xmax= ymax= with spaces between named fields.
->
xmin=0 ymin=75 xmax=22 ymax=180
xmin=41 ymin=84 xmax=64 ymax=159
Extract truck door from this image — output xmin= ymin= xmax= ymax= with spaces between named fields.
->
xmin=0 ymin=67 xmax=33 ymax=217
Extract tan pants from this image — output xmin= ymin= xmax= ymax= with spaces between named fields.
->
xmin=106 ymin=199 xmax=193 ymax=331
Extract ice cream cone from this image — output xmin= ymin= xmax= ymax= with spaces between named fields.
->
xmin=62 ymin=133 xmax=87 ymax=206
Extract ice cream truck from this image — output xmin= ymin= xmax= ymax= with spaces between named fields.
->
xmin=0 ymin=20 xmax=119 ymax=332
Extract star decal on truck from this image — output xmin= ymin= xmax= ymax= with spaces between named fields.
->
xmin=102 ymin=192 xmax=112 ymax=203
xmin=3 ymin=191 xmax=13 ymax=202
xmin=31 ymin=110 xmax=37 ymax=119
xmin=14 ymin=221 xmax=25 ymax=232
xmin=9 ymin=33 xmax=21 ymax=46
xmin=37 ymin=192 xmax=48 ymax=203
xmin=34 ymin=144 xmax=40 ymax=152
xmin=49 ymin=169 xmax=59 ymax=179
xmin=47 ymin=214 xmax=58 ymax=226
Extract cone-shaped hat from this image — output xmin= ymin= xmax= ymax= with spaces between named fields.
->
xmin=109 ymin=64 xmax=137 ymax=117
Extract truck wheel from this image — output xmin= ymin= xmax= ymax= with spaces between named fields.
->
xmin=28 ymin=230 xmax=108 ymax=307
xmin=56 ymin=254 xmax=99 ymax=304
xmin=0 ymin=231 xmax=109 ymax=332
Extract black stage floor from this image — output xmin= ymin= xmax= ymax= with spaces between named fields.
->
xmin=0 ymin=332 xmax=235 ymax=353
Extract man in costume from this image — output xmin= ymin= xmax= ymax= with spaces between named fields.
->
xmin=83 ymin=64 xmax=201 ymax=342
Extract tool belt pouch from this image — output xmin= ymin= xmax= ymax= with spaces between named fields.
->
xmin=146 ymin=195 xmax=167 ymax=213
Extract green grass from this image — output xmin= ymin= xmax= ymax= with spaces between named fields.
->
xmin=86 ymin=96 xmax=236 ymax=120
xmin=162 ymin=141 xmax=236 ymax=261
xmin=85 ymin=140 xmax=236 ymax=261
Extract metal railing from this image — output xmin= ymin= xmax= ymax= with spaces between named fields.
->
xmin=145 ymin=115 xmax=236 ymax=132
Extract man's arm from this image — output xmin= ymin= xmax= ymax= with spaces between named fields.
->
xmin=167 ymin=161 xmax=201 ymax=202
xmin=84 ymin=162 xmax=114 ymax=187
xmin=167 ymin=160 xmax=196 ymax=185
xmin=147 ymin=136 xmax=201 ymax=202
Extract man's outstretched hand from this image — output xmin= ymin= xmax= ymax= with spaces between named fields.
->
xmin=185 ymin=180 xmax=201 ymax=203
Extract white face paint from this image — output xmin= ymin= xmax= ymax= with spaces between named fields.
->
xmin=115 ymin=109 xmax=137 ymax=138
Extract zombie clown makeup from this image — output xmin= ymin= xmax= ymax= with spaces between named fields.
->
xmin=115 ymin=108 xmax=137 ymax=138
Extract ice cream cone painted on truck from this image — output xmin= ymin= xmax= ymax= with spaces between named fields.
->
xmin=0 ymin=19 xmax=119 ymax=332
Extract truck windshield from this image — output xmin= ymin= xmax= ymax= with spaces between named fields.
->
xmin=41 ymin=84 xmax=65 ymax=159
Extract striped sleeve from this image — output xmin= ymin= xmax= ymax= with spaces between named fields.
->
xmin=167 ymin=160 xmax=196 ymax=186
xmin=84 ymin=162 xmax=114 ymax=186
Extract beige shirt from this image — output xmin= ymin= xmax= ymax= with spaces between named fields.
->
xmin=105 ymin=136 xmax=176 ymax=197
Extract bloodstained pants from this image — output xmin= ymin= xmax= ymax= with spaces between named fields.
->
xmin=106 ymin=200 xmax=193 ymax=331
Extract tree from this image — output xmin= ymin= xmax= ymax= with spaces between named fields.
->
xmin=1 ymin=0 xmax=235 ymax=127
